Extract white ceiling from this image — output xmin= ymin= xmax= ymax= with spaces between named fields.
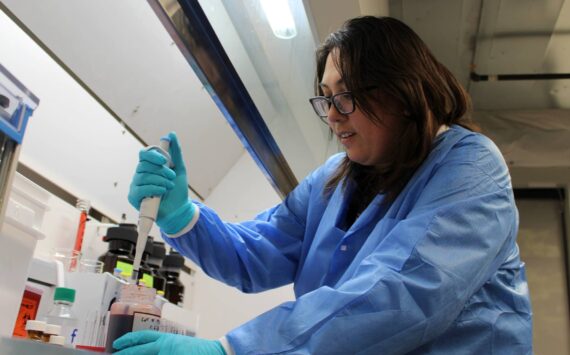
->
xmin=1 ymin=0 xmax=245 ymax=200
xmin=2 ymin=0 xmax=569 ymax=194
xmin=392 ymin=0 xmax=570 ymax=187
xmin=387 ymin=0 xmax=570 ymax=111
xmin=469 ymin=0 xmax=570 ymax=110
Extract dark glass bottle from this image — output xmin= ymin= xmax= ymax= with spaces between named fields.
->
xmin=160 ymin=250 xmax=185 ymax=306
xmin=139 ymin=236 xmax=155 ymax=287
xmin=98 ymin=224 xmax=137 ymax=274
xmin=99 ymin=224 xmax=153 ymax=281
xmin=147 ymin=240 xmax=167 ymax=294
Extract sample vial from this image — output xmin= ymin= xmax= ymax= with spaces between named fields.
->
xmin=25 ymin=320 xmax=46 ymax=341
xmin=105 ymin=284 xmax=161 ymax=353
xmin=154 ymin=290 xmax=169 ymax=311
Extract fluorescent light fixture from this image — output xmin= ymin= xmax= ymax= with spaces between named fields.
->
xmin=260 ymin=0 xmax=297 ymax=39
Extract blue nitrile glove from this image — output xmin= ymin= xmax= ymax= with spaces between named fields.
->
xmin=113 ymin=331 xmax=226 ymax=355
xmin=128 ymin=132 xmax=196 ymax=234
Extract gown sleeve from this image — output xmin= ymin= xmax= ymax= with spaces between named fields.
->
xmin=161 ymin=154 xmax=340 ymax=293
xmin=224 ymin=136 xmax=520 ymax=354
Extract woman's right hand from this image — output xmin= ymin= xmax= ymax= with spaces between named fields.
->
xmin=128 ymin=132 xmax=196 ymax=234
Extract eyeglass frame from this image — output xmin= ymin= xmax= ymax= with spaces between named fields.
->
xmin=308 ymin=86 xmax=376 ymax=124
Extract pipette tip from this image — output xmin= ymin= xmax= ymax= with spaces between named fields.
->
xmin=131 ymin=270 xmax=139 ymax=283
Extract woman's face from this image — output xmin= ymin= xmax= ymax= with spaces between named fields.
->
xmin=320 ymin=52 xmax=402 ymax=167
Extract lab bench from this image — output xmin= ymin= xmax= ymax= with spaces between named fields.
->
xmin=0 ymin=336 xmax=106 ymax=354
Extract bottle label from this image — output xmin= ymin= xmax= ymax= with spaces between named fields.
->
xmin=59 ymin=323 xmax=79 ymax=346
xmin=116 ymin=261 xmax=154 ymax=287
xmin=132 ymin=312 xmax=161 ymax=332
xmin=116 ymin=261 xmax=133 ymax=278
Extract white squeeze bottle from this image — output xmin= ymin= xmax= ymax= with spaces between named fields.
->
xmin=45 ymin=287 xmax=80 ymax=347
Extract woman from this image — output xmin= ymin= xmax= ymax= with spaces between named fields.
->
xmin=118 ymin=16 xmax=532 ymax=354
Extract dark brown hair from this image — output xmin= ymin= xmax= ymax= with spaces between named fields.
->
xmin=316 ymin=16 xmax=477 ymax=216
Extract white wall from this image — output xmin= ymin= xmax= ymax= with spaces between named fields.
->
xmin=182 ymin=151 xmax=295 ymax=339
xmin=517 ymin=198 xmax=570 ymax=354
xmin=8 ymin=172 xmax=109 ymax=265
xmin=0 ymin=10 xmax=147 ymax=225
xmin=1 ymin=7 xmax=208 ymax=260
xmin=2 ymin=0 xmax=246 ymax=201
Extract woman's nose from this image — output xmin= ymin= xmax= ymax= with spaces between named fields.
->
xmin=326 ymin=104 xmax=345 ymax=124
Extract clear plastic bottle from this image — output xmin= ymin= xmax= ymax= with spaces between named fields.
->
xmin=44 ymin=287 xmax=79 ymax=347
xmin=105 ymin=284 xmax=161 ymax=353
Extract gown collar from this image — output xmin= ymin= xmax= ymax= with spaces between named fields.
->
xmin=329 ymin=180 xmax=385 ymax=234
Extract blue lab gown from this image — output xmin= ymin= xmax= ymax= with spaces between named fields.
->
xmin=163 ymin=125 xmax=532 ymax=354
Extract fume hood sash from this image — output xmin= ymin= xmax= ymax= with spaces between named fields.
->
xmin=148 ymin=0 xmax=298 ymax=198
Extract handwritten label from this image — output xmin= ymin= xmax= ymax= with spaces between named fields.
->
xmin=132 ymin=312 xmax=161 ymax=332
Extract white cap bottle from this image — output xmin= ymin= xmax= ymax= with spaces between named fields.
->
xmin=25 ymin=320 xmax=46 ymax=342
xmin=49 ymin=335 xmax=66 ymax=346
xmin=42 ymin=324 xmax=62 ymax=342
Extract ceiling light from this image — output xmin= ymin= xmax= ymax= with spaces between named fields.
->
xmin=259 ymin=0 xmax=297 ymax=39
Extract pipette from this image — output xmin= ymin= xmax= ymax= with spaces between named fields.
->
xmin=131 ymin=137 xmax=172 ymax=283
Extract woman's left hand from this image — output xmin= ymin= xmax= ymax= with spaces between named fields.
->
xmin=113 ymin=330 xmax=226 ymax=355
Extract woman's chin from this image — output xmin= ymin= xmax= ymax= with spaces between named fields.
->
xmin=346 ymin=152 xmax=365 ymax=165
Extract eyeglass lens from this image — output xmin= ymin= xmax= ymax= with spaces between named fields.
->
xmin=333 ymin=93 xmax=354 ymax=114
xmin=311 ymin=99 xmax=329 ymax=117
xmin=311 ymin=93 xmax=355 ymax=118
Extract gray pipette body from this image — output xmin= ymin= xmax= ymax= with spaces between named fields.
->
xmin=131 ymin=138 xmax=171 ymax=283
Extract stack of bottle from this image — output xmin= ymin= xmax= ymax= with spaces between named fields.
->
xmin=25 ymin=320 xmax=65 ymax=347
xmin=98 ymin=223 xmax=153 ymax=284
xmin=24 ymin=286 xmax=79 ymax=348
xmin=104 ymin=251 xmax=189 ymax=352
xmin=98 ymin=224 xmax=186 ymax=305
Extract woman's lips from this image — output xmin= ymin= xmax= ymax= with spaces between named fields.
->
xmin=338 ymin=131 xmax=355 ymax=145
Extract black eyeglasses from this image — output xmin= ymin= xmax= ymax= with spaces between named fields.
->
xmin=309 ymin=87 xmax=375 ymax=123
